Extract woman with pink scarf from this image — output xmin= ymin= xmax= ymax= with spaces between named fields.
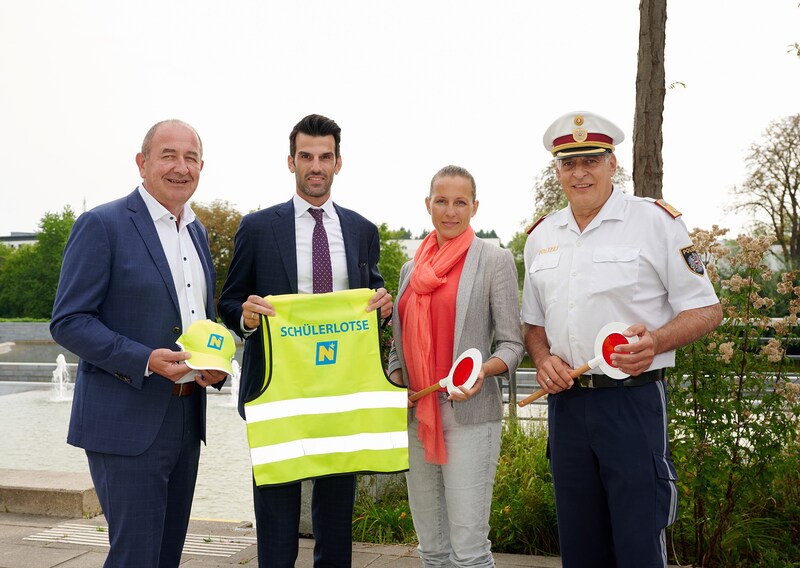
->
xmin=388 ymin=165 xmax=524 ymax=567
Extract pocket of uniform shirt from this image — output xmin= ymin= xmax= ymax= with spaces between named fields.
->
xmin=530 ymin=251 xmax=561 ymax=272
xmin=529 ymin=252 xmax=562 ymax=303
xmin=588 ymin=247 xmax=639 ymax=299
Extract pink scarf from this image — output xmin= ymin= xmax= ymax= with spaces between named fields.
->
xmin=402 ymin=227 xmax=474 ymax=464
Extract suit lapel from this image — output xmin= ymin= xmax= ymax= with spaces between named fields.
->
xmin=127 ymin=191 xmax=181 ymax=314
xmin=187 ymin=222 xmax=216 ymax=319
xmin=335 ymin=205 xmax=361 ymax=288
xmin=453 ymin=238 xmax=482 ymax=354
xmin=273 ymin=199 xmax=299 ymax=293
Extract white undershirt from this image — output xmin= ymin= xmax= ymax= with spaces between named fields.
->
xmin=138 ymin=186 xmax=208 ymax=383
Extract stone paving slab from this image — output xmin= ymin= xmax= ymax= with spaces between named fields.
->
xmin=0 ymin=511 xmax=689 ymax=567
xmin=0 ymin=512 xmax=565 ymax=568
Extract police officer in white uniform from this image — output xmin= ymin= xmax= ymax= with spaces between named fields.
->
xmin=521 ymin=111 xmax=722 ymax=568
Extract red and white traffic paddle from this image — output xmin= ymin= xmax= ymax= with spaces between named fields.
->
xmin=518 ymin=322 xmax=638 ymax=407
xmin=409 ymin=348 xmax=483 ymax=402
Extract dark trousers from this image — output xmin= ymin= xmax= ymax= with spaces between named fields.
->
xmin=548 ymin=381 xmax=678 ymax=568
xmin=253 ymin=474 xmax=357 ymax=568
xmin=86 ymin=390 xmax=201 ymax=568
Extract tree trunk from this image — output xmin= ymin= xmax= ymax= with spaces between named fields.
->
xmin=633 ymin=0 xmax=667 ymax=199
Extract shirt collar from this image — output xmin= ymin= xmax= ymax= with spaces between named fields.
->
xmin=293 ymin=193 xmax=336 ymax=219
xmin=137 ymin=185 xmax=196 ymax=227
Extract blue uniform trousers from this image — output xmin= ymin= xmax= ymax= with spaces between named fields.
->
xmin=86 ymin=388 xmax=202 ymax=568
xmin=548 ymin=380 xmax=678 ymax=568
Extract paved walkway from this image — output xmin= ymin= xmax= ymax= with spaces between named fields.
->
xmin=0 ymin=512 xmax=562 ymax=568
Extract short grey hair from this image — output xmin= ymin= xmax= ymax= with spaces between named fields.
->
xmin=141 ymin=119 xmax=203 ymax=158
xmin=429 ymin=165 xmax=477 ymax=201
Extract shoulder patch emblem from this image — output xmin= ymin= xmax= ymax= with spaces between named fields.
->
xmin=681 ymin=245 xmax=705 ymax=275
xmin=655 ymin=199 xmax=682 ymax=218
xmin=526 ymin=214 xmax=549 ymax=235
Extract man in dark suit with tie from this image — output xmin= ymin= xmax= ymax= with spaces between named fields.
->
xmin=218 ymin=114 xmax=393 ymax=567
xmin=50 ymin=119 xmax=228 ymax=568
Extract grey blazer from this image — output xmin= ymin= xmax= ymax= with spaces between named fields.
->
xmin=388 ymin=237 xmax=524 ymax=424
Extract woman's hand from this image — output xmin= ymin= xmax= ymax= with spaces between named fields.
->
xmin=448 ymin=370 xmax=485 ymax=402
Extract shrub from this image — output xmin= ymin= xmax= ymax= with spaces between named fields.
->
xmin=489 ymin=420 xmax=559 ymax=556
xmin=668 ymin=227 xmax=800 ymax=567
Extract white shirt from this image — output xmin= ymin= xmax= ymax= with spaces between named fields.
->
xmin=292 ymin=193 xmax=349 ymax=293
xmin=138 ymin=186 xmax=208 ymax=383
xmin=521 ymin=187 xmax=719 ymax=371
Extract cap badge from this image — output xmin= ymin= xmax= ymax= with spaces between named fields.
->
xmin=573 ymin=115 xmax=584 ymax=126
xmin=572 ymin=128 xmax=588 ymax=143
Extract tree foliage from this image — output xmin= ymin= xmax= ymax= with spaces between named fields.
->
xmin=382 ymin=227 xmax=412 ymax=239
xmin=191 ymin=199 xmax=243 ymax=308
xmin=505 ymin=231 xmax=527 ymax=289
xmin=730 ymin=114 xmax=800 ymax=270
xmin=377 ymin=224 xmax=410 ymax=365
xmin=0 ymin=206 xmax=76 ymax=318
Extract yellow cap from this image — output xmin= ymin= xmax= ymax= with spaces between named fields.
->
xmin=176 ymin=320 xmax=236 ymax=375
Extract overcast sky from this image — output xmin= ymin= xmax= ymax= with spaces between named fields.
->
xmin=1 ymin=1 xmax=798 ymax=245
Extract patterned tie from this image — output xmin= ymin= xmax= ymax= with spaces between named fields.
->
xmin=308 ymin=208 xmax=333 ymax=293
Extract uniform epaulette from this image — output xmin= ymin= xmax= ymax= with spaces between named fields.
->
xmin=526 ymin=213 xmax=550 ymax=234
xmin=652 ymin=198 xmax=682 ymax=219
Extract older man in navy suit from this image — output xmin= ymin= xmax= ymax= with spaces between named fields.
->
xmin=51 ymin=119 xmax=227 ymax=568
xmin=219 ymin=114 xmax=393 ymax=567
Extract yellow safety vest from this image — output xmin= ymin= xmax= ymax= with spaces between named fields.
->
xmin=245 ymin=288 xmax=409 ymax=486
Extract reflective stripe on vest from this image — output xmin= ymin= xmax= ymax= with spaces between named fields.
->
xmin=245 ymin=288 xmax=409 ymax=486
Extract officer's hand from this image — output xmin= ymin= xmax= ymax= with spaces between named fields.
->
xmin=242 ymin=295 xmax=275 ymax=330
xmin=149 ymin=349 xmax=191 ymax=382
xmin=367 ymin=288 xmax=393 ymax=319
xmin=536 ymin=355 xmax=574 ymax=394
xmin=610 ymin=323 xmax=656 ymax=376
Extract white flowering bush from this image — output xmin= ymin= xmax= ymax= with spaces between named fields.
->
xmin=668 ymin=226 xmax=800 ymax=567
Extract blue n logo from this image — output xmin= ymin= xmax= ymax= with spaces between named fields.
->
xmin=316 ymin=341 xmax=338 ymax=365
xmin=207 ymin=334 xmax=224 ymax=351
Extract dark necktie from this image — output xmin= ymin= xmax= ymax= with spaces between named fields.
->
xmin=308 ymin=208 xmax=333 ymax=293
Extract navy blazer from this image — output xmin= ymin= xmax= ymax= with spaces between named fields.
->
xmin=218 ymin=198 xmax=384 ymax=418
xmin=50 ymin=189 xmax=217 ymax=456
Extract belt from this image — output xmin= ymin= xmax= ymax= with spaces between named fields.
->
xmin=575 ymin=368 xmax=665 ymax=389
xmin=172 ymin=382 xmax=196 ymax=397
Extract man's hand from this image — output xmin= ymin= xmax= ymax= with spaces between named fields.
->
xmin=148 ymin=349 xmax=191 ymax=382
xmin=534 ymin=354 xmax=575 ymax=394
xmin=367 ymin=288 xmax=393 ymax=319
xmin=610 ymin=323 xmax=656 ymax=376
xmin=194 ymin=369 xmax=228 ymax=388
xmin=242 ymin=295 xmax=276 ymax=330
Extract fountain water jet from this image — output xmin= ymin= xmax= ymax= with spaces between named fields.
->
xmin=51 ymin=353 xmax=73 ymax=401
xmin=226 ymin=360 xmax=241 ymax=408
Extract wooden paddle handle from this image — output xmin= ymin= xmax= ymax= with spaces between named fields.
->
xmin=516 ymin=362 xmax=592 ymax=407
xmin=409 ymin=382 xmax=444 ymax=402
xmin=517 ymin=388 xmax=547 ymax=407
